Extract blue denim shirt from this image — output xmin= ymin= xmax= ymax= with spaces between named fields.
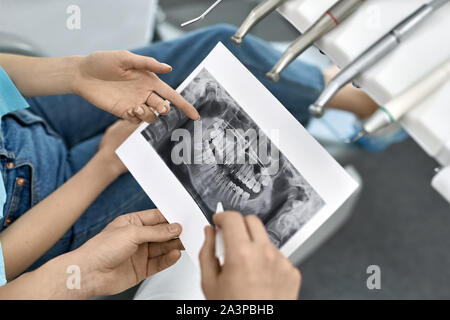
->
xmin=0 ymin=66 xmax=30 ymax=286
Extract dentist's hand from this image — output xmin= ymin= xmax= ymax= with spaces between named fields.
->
xmin=73 ymin=50 xmax=200 ymax=124
xmin=72 ymin=209 xmax=183 ymax=297
xmin=199 ymin=211 xmax=301 ymax=300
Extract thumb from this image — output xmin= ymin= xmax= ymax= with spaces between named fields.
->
xmin=125 ymin=52 xmax=173 ymax=74
xmin=129 ymin=223 xmax=182 ymax=244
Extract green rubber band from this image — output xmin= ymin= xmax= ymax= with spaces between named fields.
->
xmin=380 ymin=106 xmax=395 ymax=123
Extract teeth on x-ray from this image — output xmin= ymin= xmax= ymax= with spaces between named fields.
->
xmin=261 ymin=176 xmax=271 ymax=187
xmin=141 ymin=68 xmax=325 ymax=248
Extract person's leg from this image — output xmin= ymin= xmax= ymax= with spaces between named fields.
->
xmin=68 ymin=174 xmax=156 ymax=252
xmin=29 ymin=176 xmax=153 ymax=268
xmin=68 ymin=134 xmax=156 ymax=251
xmin=134 ymin=24 xmax=325 ymax=125
xmin=26 ymin=94 xmax=118 ymax=149
xmin=67 ymin=137 xmax=156 ymax=251
xmin=323 ymin=65 xmax=378 ymax=118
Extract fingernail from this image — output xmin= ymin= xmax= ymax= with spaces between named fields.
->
xmin=168 ymin=223 xmax=180 ymax=234
xmin=135 ymin=106 xmax=145 ymax=115
xmin=162 ymin=63 xmax=172 ymax=70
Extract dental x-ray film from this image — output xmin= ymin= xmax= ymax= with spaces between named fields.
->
xmin=141 ymin=67 xmax=325 ymax=247
xmin=117 ymin=43 xmax=359 ymax=267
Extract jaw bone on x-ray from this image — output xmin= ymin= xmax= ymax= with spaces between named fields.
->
xmin=141 ymin=68 xmax=325 ymax=248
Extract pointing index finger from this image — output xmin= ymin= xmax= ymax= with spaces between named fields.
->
xmin=155 ymin=79 xmax=200 ymax=120
xmin=133 ymin=223 xmax=182 ymax=244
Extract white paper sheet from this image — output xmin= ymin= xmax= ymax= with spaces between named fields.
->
xmin=117 ymin=42 xmax=359 ymax=268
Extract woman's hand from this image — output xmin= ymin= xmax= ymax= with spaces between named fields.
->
xmin=72 ymin=50 xmax=200 ymax=123
xmin=73 ymin=209 xmax=183 ymax=297
xmin=1 ymin=209 xmax=184 ymax=299
xmin=96 ymin=120 xmax=140 ymax=177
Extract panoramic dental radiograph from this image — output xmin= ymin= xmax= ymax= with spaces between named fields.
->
xmin=141 ymin=69 xmax=325 ymax=247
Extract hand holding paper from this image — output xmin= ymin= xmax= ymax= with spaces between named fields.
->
xmin=200 ymin=211 xmax=302 ymax=300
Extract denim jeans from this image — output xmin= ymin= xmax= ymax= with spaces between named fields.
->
xmin=0 ymin=24 xmax=324 ymax=270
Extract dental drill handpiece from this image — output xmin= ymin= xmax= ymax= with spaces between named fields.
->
xmin=309 ymin=0 xmax=450 ymax=118
xmin=266 ymin=0 xmax=365 ymax=83
xmin=231 ymin=0 xmax=286 ymax=45
xmin=350 ymin=58 xmax=450 ymax=143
